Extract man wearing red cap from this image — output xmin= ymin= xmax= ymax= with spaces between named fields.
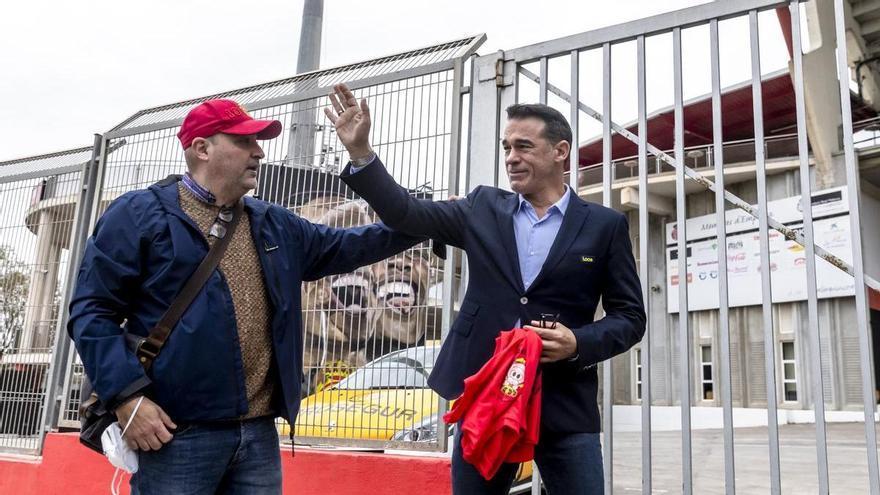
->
xmin=68 ymin=99 xmax=424 ymax=494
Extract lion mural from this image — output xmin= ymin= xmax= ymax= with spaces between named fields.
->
xmin=299 ymin=196 xmax=377 ymax=392
xmin=365 ymin=251 xmax=433 ymax=361
xmin=297 ymin=193 xmax=441 ymax=394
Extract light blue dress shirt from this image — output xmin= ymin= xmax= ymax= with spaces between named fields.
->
xmin=513 ymin=186 xmax=571 ymax=291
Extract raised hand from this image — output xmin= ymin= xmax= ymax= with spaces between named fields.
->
xmin=324 ymin=83 xmax=373 ymax=160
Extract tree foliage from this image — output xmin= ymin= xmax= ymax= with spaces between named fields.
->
xmin=0 ymin=245 xmax=29 ymax=357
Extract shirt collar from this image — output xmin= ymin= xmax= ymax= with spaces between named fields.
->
xmin=517 ymin=184 xmax=571 ymax=217
xmin=181 ymin=172 xmax=217 ymax=205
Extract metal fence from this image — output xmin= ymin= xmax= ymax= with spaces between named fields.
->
xmin=468 ymin=0 xmax=878 ymax=493
xmin=0 ymin=147 xmax=92 ymax=454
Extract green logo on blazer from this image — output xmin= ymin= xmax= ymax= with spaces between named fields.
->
xmin=581 ymin=256 xmax=594 ymax=263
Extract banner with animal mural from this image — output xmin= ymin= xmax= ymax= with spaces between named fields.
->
xmin=257 ymin=164 xmax=445 ymax=395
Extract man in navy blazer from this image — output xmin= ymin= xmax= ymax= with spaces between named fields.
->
xmin=325 ymin=84 xmax=646 ymax=494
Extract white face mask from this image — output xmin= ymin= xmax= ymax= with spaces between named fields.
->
xmin=102 ymin=421 xmax=139 ymax=473
xmin=102 ymin=396 xmax=144 ymax=494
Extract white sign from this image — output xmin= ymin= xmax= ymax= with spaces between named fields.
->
xmin=666 ymin=188 xmax=854 ymax=313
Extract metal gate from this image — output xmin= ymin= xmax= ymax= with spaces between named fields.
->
xmin=0 ymin=147 xmax=93 ymax=454
xmin=468 ymin=0 xmax=878 ymax=493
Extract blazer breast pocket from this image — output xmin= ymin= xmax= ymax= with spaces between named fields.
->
xmin=569 ymin=254 xmax=601 ymax=269
xmin=451 ymin=318 xmax=473 ymax=337
xmin=576 ymin=254 xmax=598 ymax=264
xmin=556 ymin=254 xmax=602 ymax=280
xmin=451 ymin=300 xmax=480 ymax=337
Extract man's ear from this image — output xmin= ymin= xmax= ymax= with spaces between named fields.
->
xmin=554 ymin=140 xmax=571 ymax=164
xmin=191 ymin=137 xmax=211 ymax=162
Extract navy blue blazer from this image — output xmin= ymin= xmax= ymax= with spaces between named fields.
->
xmin=341 ymin=159 xmax=646 ymax=433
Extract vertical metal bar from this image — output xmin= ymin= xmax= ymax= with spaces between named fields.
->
xmin=404 ymin=75 xmax=418 ymax=195
xmin=153 ymin=127 xmax=170 ymax=184
xmin=636 ymin=34 xmax=652 ymax=495
xmin=431 ymin=73 xmax=447 ymax=447
xmin=86 ymin=136 xmax=111 ymax=244
xmin=389 ymin=78 xmax=405 ymax=180
xmin=569 ymin=50 xmax=579 ymax=193
xmin=459 ymin=55 xmax=476 ymax=321
xmin=528 ymin=55 xmax=549 ymax=489
xmin=565 ymin=54 xmax=581 ymax=487
xmin=710 ymin=18 xmax=736 ymax=495
xmin=602 ymin=44 xmax=613 ymax=207
xmin=498 ymin=59 xmax=518 ymax=189
xmin=414 ymin=74 xmax=427 ymax=195
xmin=750 ymin=12 xmax=783 ymax=495
xmin=673 ymin=27 xmax=693 ymax=495
xmin=144 ymin=128 xmax=160 ymax=183
xmin=378 ymin=83 xmax=393 ymax=183
xmin=464 ymin=54 xmax=477 ymax=192
xmin=789 ymin=2 xmax=832 ymax=493
xmin=57 ymin=345 xmax=79 ymax=427
xmin=531 ymin=464 xmax=542 ymax=495
xmin=395 ymin=79 xmax=425 ymax=434
xmin=467 ymin=54 xmax=502 ymax=189
xmin=539 ymin=57 xmax=548 ymax=105
xmin=832 ymin=1 xmax=880 ymax=493
xmin=601 ymin=41 xmax=614 ymax=495
xmin=38 ymin=136 xmax=102 ymax=444
xmin=438 ymin=59 xmax=465 ymax=453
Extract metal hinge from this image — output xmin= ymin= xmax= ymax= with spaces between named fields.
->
xmin=477 ymin=51 xmax=513 ymax=88
xmin=495 ymin=56 xmax=505 ymax=87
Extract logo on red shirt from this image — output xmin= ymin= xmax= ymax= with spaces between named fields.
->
xmin=501 ymin=357 xmax=527 ymax=398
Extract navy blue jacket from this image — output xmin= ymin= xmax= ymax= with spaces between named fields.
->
xmin=67 ymin=176 xmax=421 ymax=422
xmin=341 ymin=160 xmax=646 ymax=433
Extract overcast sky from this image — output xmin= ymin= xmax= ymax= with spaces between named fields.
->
xmin=0 ymin=0 xmax=795 ymax=161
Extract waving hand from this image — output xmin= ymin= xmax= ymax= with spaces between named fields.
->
xmin=324 ymin=83 xmax=373 ymax=160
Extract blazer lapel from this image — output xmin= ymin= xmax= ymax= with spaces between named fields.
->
xmin=496 ymin=194 xmax=525 ymax=292
xmin=526 ymin=192 xmax=592 ymax=293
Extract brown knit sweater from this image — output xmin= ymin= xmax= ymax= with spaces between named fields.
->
xmin=178 ymin=183 xmax=276 ymax=418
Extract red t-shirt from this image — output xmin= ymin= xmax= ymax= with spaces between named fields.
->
xmin=443 ymin=328 xmax=543 ymax=479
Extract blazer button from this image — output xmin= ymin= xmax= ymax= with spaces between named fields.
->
xmin=520 ymin=296 xmax=528 ymax=304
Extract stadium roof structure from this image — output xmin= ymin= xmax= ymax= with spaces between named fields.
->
xmin=577 ymin=69 xmax=878 ymax=166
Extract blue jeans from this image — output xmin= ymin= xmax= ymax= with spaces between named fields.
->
xmin=131 ymin=417 xmax=282 ymax=495
xmin=452 ymin=427 xmax=604 ymax=495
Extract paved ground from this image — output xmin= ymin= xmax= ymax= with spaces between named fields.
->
xmin=609 ymin=422 xmax=880 ymax=493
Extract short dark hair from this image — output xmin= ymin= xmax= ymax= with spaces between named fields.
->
xmin=505 ymin=103 xmax=572 ymax=146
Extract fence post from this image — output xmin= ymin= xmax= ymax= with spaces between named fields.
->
xmin=38 ymin=134 xmax=103 ymax=444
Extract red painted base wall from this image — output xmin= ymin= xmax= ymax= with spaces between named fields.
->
xmin=0 ymin=433 xmax=452 ymax=495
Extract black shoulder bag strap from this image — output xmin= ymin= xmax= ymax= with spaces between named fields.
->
xmin=133 ymin=198 xmax=244 ymax=371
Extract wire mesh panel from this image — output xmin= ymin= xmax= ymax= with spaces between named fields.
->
xmin=281 ymin=73 xmax=457 ymax=450
xmin=106 ymin=36 xmax=482 ymax=138
xmin=0 ymin=148 xmax=88 ymax=454
xmin=57 ymin=352 xmax=84 ymax=429
xmin=73 ymin=36 xmax=482 ymax=452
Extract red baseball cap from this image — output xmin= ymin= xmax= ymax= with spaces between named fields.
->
xmin=177 ymin=99 xmax=282 ymax=149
